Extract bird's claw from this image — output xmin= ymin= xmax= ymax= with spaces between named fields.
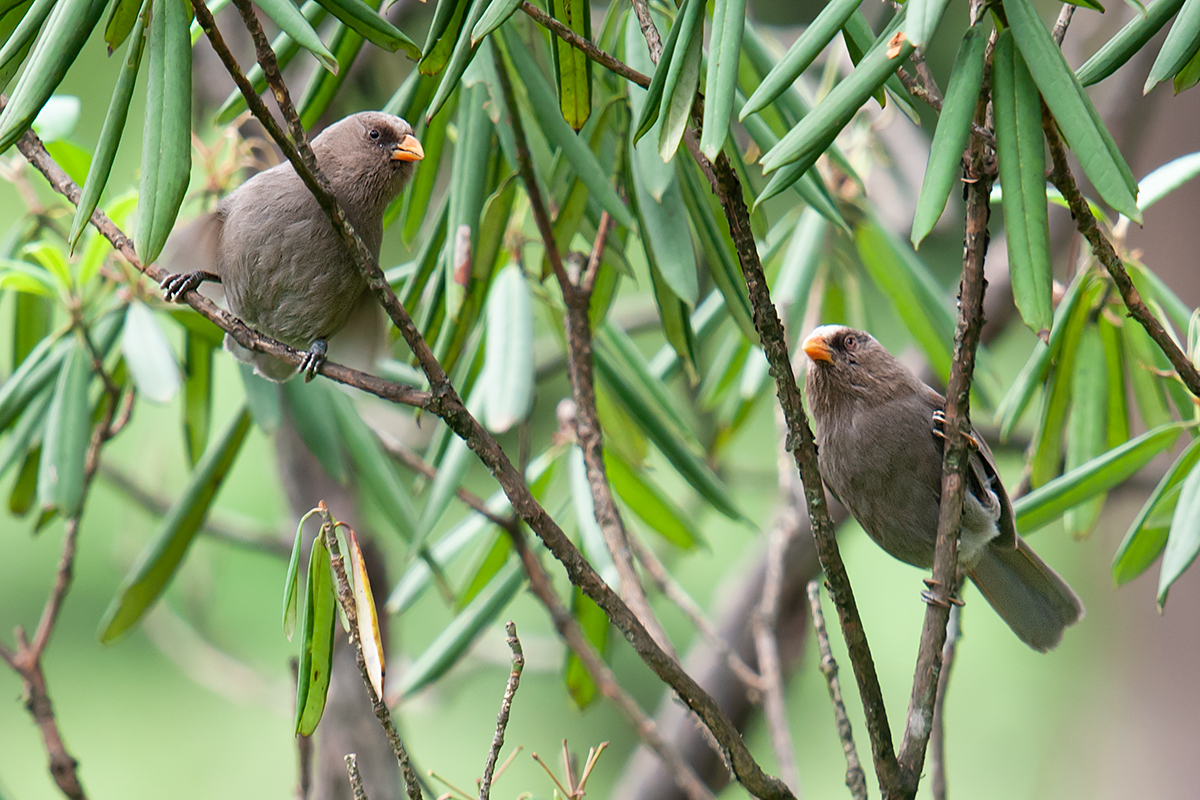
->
xmin=298 ymin=339 xmax=328 ymax=382
xmin=932 ymin=409 xmax=980 ymax=449
xmin=161 ymin=271 xmax=205 ymax=302
xmin=922 ymin=578 xmax=964 ymax=607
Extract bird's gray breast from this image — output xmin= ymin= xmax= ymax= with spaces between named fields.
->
xmin=217 ymin=169 xmax=371 ymax=348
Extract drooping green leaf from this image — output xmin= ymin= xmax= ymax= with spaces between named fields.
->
xmin=482 ymin=263 xmax=534 ymax=433
xmin=421 ymin=0 xmax=469 ymax=75
xmin=280 ymin=379 xmax=349 ymax=484
xmin=0 ymin=385 xmax=51 ymax=482
xmin=564 ymin=585 xmax=608 ymax=709
xmin=36 ymin=341 xmax=92 ymax=518
xmin=295 ymin=531 xmax=337 ymax=735
xmin=905 ymin=0 xmax=953 ymax=49
xmin=297 ymin=19 xmax=366 ymax=131
xmin=183 ymin=331 xmax=214 ymax=466
xmin=283 ymin=508 xmax=321 ymax=640
xmin=1015 ymin=422 xmax=1184 ymax=532
xmin=254 ymin=0 xmax=339 ymax=72
xmin=99 ymin=407 xmax=253 ymax=642
xmin=122 ymin=300 xmax=181 ymax=404
xmin=1144 ymin=0 xmax=1200 ymax=92
xmin=993 ymin=29 xmax=1053 ymax=339
xmin=604 ymin=447 xmax=700 ymax=549
xmin=1077 ymin=0 xmax=1186 ymax=86
xmin=471 ymin=0 xmax=521 ymax=44
xmin=548 ymin=0 xmax=592 ymax=129
xmin=1158 ymin=462 xmax=1200 ymax=606
xmin=425 ymin=0 xmax=488 ymax=119
xmin=0 ymin=0 xmax=50 ymax=90
xmin=1063 ymin=325 xmax=1109 ymax=537
xmin=1113 ymin=434 xmax=1200 ymax=584
xmin=103 ymin=0 xmax=141 ymax=52
xmin=313 ymin=0 xmax=420 ymax=57
xmin=699 ymin=0 xmax=747 ymax=159
xmin=911 ymin=24 xmax=986 ymax=249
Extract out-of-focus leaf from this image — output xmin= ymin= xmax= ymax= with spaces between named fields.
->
xmin=1006 ymin=0 xmax=1141 ymax=221
xmin=1174 ymin=42 xmax=1200 ymax=92
xmin=283 ymin=508 xmax=321 ymax=640
xmin=135 ymin=0 xmax=192 ymax=266
xmin=122 ymin=300 xmax=181 ymax=404
xmin=1077 ymin=0 xmax=1186 ymax=86
xmin=569 ymin=445 xmax=618 ymax=588
xmin=548 ymin=0 xmax=591 ymax=130
xmin=255 ymin=0 xmax=338 ymax=72
xmin=70 ymin=0 xmax=149 ymax=252
xmin=12 ymin=291 xmax=53 ymax=368
xmin=348 ymin=531 xmax=385 ymax=697
xmin=443 ymin=82 xmax=492 ymax=320
xmin=295 ymin=532 xmax=337 ymax=735
xmin=500 ymin=27 xmax=634 ymax=228
xmin=471 ymin=0 xmax=521 ymax=44
xmin=605 ymin=447 xmax=700 ymax=549
xmin=328 ymin=389 xmax=418 ymax=541
xmin=30 ymin=93 xmax=78 ymax=141
xmin=297 ymin=18 xmax=366 ymax=131
xmin=398 ymin=101 xmax=450 ymax=244
xmin=1098 ymin=313 xmax=1131 ymax=448
xmin=1144 ymin=0 xmax=1200 ymax=92
xmin=313 ymin=0 xmax=420 ymax=57
xmin=699 ymin=0 xmax=747 ymax=160
xmin=631 ymin=0 xmax=686 ymax=143
xmin=425 ymin=0 xmax=488 ymax=119
xmin=993 ymin=29 xmax=1053 ymax=340
xmin=740 ymin=0 xmax=860 ymax=121
xmin=237 ymin=362 xmax=282 ymax=432
xmin=625 ymin=12 xmax=676 ymax=202
xmin=0 ymin=0 xmax=48 ymax=90
xmin=36 ymin=342 xmax=91 ymax=518
xmin=456 ymin=530 xmax=511 ymax=608
xmin=1123 ymin=318 xmax=1175 ymax=430
xmin=905 ymin=0 xmax=952 ymax=49
xmin=995 ymin=270 xmax=1094 ymax=438
xmin=9 ymin=445 xmax=40 ymax=515
xmin=629 ymin=150 xmax=697 ymax=305
xmin=99 ymin=407 xmax=253 ymax=642
xmin=1133 ymin=150 xmax=1200 ymax=213
xmin=564 ymin=586 xmax=607 ymax=709
xmin=398 ymin=559 xmax=524 ymax=698
xmin=104 ymin=0 xmax=142 ymax=52
xmin=911 ymin=24 xmax=986 ymax=249
xmin=0 ymin=0 xmax=108 ymax=153
xmin=1113 ymin=434 xmax=1200 ymax=584
xmin=1064 ymin=325 xmax=1108 ymax=537
xmin=482 ymin=263 xmax=534 ymax=433
xmin=421 ymin=0 xmax=468 ymax=74
xmin=1015 ymin=421 xmax=1184 ymax=532
xmin=183 ymin=331 xmax=213 ymax=465
xmin=281 ymin=379 xmax=349 ymax=484
xmin=1158 ymin=462 xmax=1200 ymax=606
xmin=0 ymin=386 xmax=50 ymax=482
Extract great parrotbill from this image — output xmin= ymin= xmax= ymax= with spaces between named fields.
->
xmin=802 ymin=324 xmax=1084 ymax=651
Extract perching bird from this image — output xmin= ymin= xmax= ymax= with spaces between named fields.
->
xmin=802 ymin=324 xmax=1084 ymax=651
xmin=160 ymin=112 xmax=424 ymax=382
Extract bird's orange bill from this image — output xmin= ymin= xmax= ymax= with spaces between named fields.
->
xmin=802 ymin=332 xmax=833 ymax=364
xmin=391 ymin=134 xmax=424 ymax=162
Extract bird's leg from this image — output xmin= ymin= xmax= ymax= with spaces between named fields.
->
xmin=922 ymin=577 xmax=965 ymax=607
xmin=298 ymin=338 xmax=328 ymax=382
xmin=931 ymin=409 xmax=980 ymax=449
xmin=160 ymin=270 xmax=221 ymax=302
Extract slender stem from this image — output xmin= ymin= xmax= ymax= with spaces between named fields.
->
xmin=806 ymin=582 xmax=867 ymax=800
xmin=479 ymin=621 xmax=524 ymax=800
xmin=754 ymin=517 xmax=801 ymax=793
xmin=520 ymin=2 xmax=649 ymax=89
xmin=345 ymin=754 xmax=369 ymax=800
xmin=929 ymin=605 xmax=962 ymax=800
xmin=895 ymin=38 xmax=995 ymax=790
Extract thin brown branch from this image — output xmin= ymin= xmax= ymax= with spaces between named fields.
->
xmin=479 ymin=621 xmax=524 ymax=800
xmin=627 ymin=533 xmax=763 ymax=692
xmin=1051 ymin=5 xmax=1075 ymax=46
xmin=316 ymin=507 xmax=423 ymax=800
xmin=507 ymin=530 xmax=716 ymax=800
xmin=519 ymin=2 xmax=649 ymax=88
xmin=895 ymin=51 xmax=995 ymax=792
xmin=929 ymin=605 xmax=961 ymax=800
xmin=629 ymin=0 xmax=664 ymax=64
xmin=1042 ymin=114 xmax=1200 ymax=399
xmin=345 ymin=754 xmax=369 ymax=800
xmin=806 ymin=581 xmax=867 ymax=800
xmin=380 ymin=439 xmax=517 ymax=533
xmin=491 ymin=42 xmax=673 ymax=655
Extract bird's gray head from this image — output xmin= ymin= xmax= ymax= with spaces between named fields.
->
xmin=802 ymin=325 xmax=921 ymax=414
xmin=313 ymin=111 xmax=424 ymax=216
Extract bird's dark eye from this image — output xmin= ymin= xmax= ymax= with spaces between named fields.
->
xmin=369 ymin=129 xmax=380 ymax=140
xmin=843 ymin=335 xmax=857 ymax=351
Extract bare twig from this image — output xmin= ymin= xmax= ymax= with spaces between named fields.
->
xmin=895 ymin=34 xmax=995 ymax=790
xmin=479 ymin=621 xmax=524 ymax=800
xmin=519 ymin=2 xmax=650 ymax=89
xmin=929 ymin=605 xmax=962 ymax=800
xmin=806 ymin=582 xmax=867 ymax=800
xmin=1051 ymin=5 xmax=1075 ymax=46
xmin=316 ymin=507 xmax=423 ymax=800
xmin=345 ymin=754 xmax=369 ymax=800
xmin=507 ymin=529 xmax=717 ymax=800
xmin=490 ymin=42 xmax=673 ymax=655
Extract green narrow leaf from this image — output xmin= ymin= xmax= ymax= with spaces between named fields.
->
xmin=911 ymin=24 xmax=986 ymax=249
xmin=0 ymin=0 xmax=109 ymax=153
xmin=1015 ymin=421 xmax=1183 ymax=532
xmin=283 ymin=508 xmax=320 ymax=640
xmin=549 ymin=0 xmax=591 ymax=129
xmin=1097 ymin=313 xmax=1130 ymax=448
xmin=500 ymin=27 xmax=634 ymax=228
xmin=183 ymin=331 xmax=214 ymax=465
xmin=482 ymin=263 xmax=534 ymax=433
xmin=398 ymin=560 xmax=524 ymax=698
xmin=99 ymin=406 xmax=253 ymax=642
xmin=699 ymin=0 xmax=747 ymax=159
xmin=1113 ymin=434 xmax=1200 ymax=584
xmin=1123 ymin=317 xmax=1175 ymax=430
xmin=421 ymin=0 xmax=468 ymax=74
xmin=471 ymin=0 xmax=521 ymax=44
xmin=1144 ymin=0 xmax=1200 ymax=92
xmin=455 ymin=530 xmax=511 ymax=608
xmin=629 ymin=148 xmax=697 ymax=305
xmin=297 ymin=19 xmax=366 ymax=131
xmin=135 ymin=0 xmax=192 ymax=266
xmin=425 ymin=0 xmax=488 ymax=119
xmin=9 ymin=445 xmax=40 ymax=515
xmin=905 ymin=0 xmax=952 ymax=49
xmin=1173 ymin=40 xmax=1200 ymax=91
xmin=1157 ymin=463 xmax=1200 ymax=606
xmin=122 ymin=300 xmax=181 ymax=404
xmin=104 ymin=0 xmax=141 ymax=52
xmin=238 ymin=362 xmax=282 ymax=432
xmin=564 ymin=585 xmax=608 ymax=709
xmin=254 ymin=0 xmax=338 ymax=72
xmin=993 ymin=29 xmax=1053 ymax=339
xmin=631 ymin=0 xmax=686 ymax=143
xmin=0 ymin=386 xmax=51 ymax=482
xmin=280 ymin=379 xmax=350 ymax=484
xmin=1005 ymin=0 xmax=1141 ymax=221
xmin=36 ymin=341 xmax=91 ymax=518
xmin=327 ymin=389 xmax=418 ymax=541
xmin=69 ymin=0 xmax=149 ymax=251
xmin=295 ymin=532 xmax=337 ymax=735
xmin=443 ymin=81 xmax=492 ymax=320
xmin=0 ymin=0 xmax=47 ymax=88
xmin=604 ymin=447 xmax=700 ymax=549
xmin=12 ymin=290 xmax=53 ymax=368
xmin=1077 ymin=0 xmax=1186 ymax=86
xmin=1134 ymin=150 xmax=1200 ymax=213
xmin=398 ymin=95 xmax=451 ymax=244
xmin=1063 ymin=325 xmax=1109 ymax=537
xmin=739 ymin=0 xmax=861 ymax=121
xmin=656 ymin=0 xmax=703 ymax=162
xmin=313 ymin=0 xmax=420 ymax=57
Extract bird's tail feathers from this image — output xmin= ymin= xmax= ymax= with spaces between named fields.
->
xmin=967 ymin=537 xmax=1084 ymax=652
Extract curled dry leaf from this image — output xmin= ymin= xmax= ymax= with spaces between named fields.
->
xmin=887 ymin=32 xmax=908 ymax=59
